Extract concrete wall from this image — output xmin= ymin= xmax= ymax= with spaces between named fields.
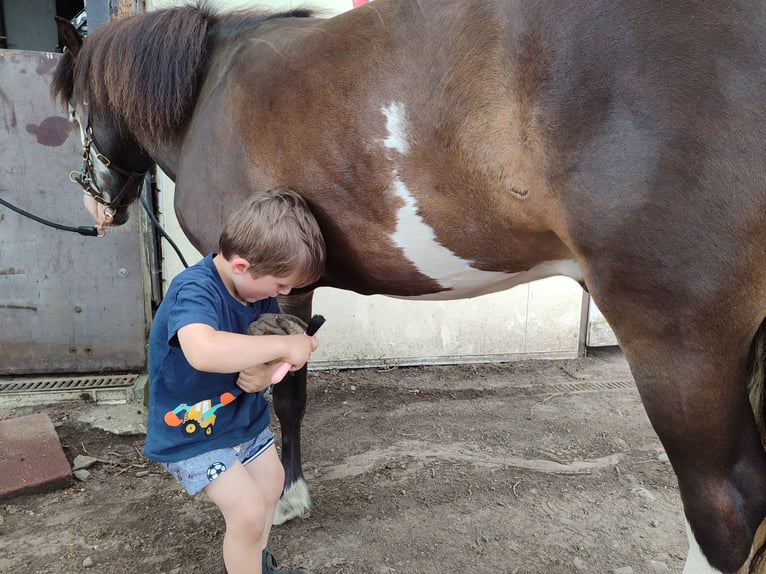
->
xmin=148 ymin=0 xmax=593 ymax=368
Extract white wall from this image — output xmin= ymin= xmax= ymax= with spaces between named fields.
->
xmin=151 ymin=0 xmax=353 ymax=14
xmin=149 ymin=0 xmax=595 ymax=368
xmin=586 ymin=298 xmax=619 ymax=347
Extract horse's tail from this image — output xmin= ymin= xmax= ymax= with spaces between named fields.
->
xmin=746 ymin=320 xmax=766 ymax=572
xmin=747 ymin=320 xmax=766 ymax=450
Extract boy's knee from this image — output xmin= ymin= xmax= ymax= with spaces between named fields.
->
xmin=229 ymin=504 xmax=269 ymax=539
xmin=261 ymin=454 xmax=285 ymax=503
xmin=266 ymin=465 xmax=286 ymax=507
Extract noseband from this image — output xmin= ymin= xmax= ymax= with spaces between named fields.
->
xmin=69 ymin=120 xmax=148 ymax=224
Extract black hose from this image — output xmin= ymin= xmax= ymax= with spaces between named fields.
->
xmin=0 ymin=195 xmax=99 ymax=236
xmin=0 ymin=190 xmax=189 ymax=268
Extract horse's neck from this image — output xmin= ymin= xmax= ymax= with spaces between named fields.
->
xmin=142 ymin=143 xmax=179 ymax=182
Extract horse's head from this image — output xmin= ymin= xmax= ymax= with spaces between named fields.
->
xmin=52 ymin=17 xmax=153 ymax=231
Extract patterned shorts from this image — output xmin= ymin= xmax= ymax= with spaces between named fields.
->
xmin=161 ymin=426 xmax=275 ymax=495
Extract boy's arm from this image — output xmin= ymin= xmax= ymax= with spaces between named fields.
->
xmin=177 ymin=323 xmax=318 ymax=374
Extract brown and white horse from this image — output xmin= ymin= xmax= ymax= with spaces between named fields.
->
xmin=52 ymin=2 xmax=766 ymax=571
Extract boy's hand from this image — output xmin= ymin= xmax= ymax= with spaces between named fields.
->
xmin=236 ymin=362 xmax=278 ymax=393
xmin=237 ymin=335 xmax=317 ymax=390
xmin=282 ymin=333 xmax=319 ymax=372
xmin=245 ymin=314 xmax=320 ymax=384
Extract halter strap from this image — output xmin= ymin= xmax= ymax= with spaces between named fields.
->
xmin=69 ymin=121 xmax=148 ymax=210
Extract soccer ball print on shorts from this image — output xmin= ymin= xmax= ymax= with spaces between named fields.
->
xmin=206 ymin=462 xmax=227 ymax=482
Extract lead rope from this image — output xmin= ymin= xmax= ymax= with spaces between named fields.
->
xmin=0 ymin=195 xmax=99 ymax=236
xmin=0 ymin=190 xmax=189 ymax=268
xmin=138 ymin=192 xmax=189 ymax=268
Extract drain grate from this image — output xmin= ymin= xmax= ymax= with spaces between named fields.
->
xmin=533 ymin=379 xmax=636 ymax=394
xmin=0 ymin=374 xmax=140 ymax=394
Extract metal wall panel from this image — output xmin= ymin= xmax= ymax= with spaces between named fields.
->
xmin=0 ymin=50 xmax=149 ymax=375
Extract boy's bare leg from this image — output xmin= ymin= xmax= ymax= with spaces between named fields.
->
xmin=244 ymin=445 xmax=285 ymax=549
xmin=205 ymin=448 xmax=284 ymax=574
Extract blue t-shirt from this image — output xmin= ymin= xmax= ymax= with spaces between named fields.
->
xmin=144 ymin=254 xmax=280 ymax=462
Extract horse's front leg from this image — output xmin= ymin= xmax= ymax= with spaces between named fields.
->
xmin=272 ymin=290 xmax=315 ymax=524
xmin=271 ymin=366 xmax=310 ymax=524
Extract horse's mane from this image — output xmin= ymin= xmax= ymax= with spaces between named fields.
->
xmin=51 ymin=3 xmax=312 ymax=146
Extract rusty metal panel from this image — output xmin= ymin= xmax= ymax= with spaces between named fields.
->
xmin=0 ymin=50 xmax=149 ymax=375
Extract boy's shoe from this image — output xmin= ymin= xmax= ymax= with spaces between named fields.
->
xmin=263 ymin=548 xmax=311 ymax=574
xmin=221 ymin=549 xmax=310 ymax=574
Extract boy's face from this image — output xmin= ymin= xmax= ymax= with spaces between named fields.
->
xmin=232 ymin=269 xmax=302 ymax=303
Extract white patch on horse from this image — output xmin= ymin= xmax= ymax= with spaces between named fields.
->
xmin=408 ymin=259 xmax=583 ymax=300
xmin=380 ymin=101 xmax=582 ymax=298
xmin=683 ymin=521 xmax=726 ymax=574
xmin=389 ymin=176 xmax=581 ymax=298
xmin=89 ymin=148 xmax=112 ymax=184
xmin=382 ymin=102 xmax=410 ymax=154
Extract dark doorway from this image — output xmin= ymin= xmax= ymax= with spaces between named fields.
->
xmin=0 ymin=0 xmax=84 ymax=52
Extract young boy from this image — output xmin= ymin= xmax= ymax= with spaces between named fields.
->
xmin=143 ymin=188 xmax=326 ymax=574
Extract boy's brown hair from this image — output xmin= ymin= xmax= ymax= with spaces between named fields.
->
xmin=218 ymin=187 xmax=325 ymax=287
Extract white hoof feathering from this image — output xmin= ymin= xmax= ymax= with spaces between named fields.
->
xmin=683 ymin=521 xmax=726 ymax=574
xmin=273 ymin=478 xmax=311 ymax=525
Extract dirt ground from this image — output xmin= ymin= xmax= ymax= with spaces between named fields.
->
xmin=0 ymin=348 xmax=688 ymax=574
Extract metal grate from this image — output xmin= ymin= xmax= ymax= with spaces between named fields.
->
xmin=533 ymin=379 xmax=635 ymax=394
xmin=0 ymin=374 xmax=139 ymax=394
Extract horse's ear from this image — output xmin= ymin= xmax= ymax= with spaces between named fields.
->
xmin=55 ymin=16 xmax=83 ymax=57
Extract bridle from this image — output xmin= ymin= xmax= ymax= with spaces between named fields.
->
xmin=1 ymin=97 xmax=189 ymax=266
xmin=69 ymin=116 xmax=149 ymax=230
xmin=0 ymin=114 xmax=147 ymax=239
xmin=63 ymin=113 xmax=189 ymax=266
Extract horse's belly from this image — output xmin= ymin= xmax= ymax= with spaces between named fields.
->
xmin=393 ymin=259 xmax=582 ymax=301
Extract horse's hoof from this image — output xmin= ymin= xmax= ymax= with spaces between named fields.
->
xmin=273 ymin=478 xmax=311 ymax=525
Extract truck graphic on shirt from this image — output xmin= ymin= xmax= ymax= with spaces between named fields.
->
xmin=164 ymin=390 xmax=241 ymax=437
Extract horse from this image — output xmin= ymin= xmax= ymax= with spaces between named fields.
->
xmin=51 ymin=2 xmax=766 ymax=571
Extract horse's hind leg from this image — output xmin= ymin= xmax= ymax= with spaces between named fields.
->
xmin=600 ymin=299 xmax=766 ymax=573
xmin=271 ymin=291 xmax=315 ymax=524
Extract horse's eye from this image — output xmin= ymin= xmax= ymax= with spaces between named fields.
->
xmin=68 ymin=105 xmax=77 ymax=122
